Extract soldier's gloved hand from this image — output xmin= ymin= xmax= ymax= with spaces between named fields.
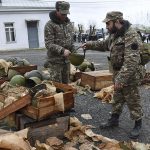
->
xmin=114 ymin=82 xmax=123 ymax=91
xmin=64 ymin=49 xmax=71 ymax=57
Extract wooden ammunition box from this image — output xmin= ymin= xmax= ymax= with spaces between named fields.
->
xmin=0 ymin=94 xmax=32 ymax=120
xmin=21 ymin=82 xmax=75 ymax=120
xmin=81 ymin=70 xmax=113 ymax=91
xmin=9 ymin=65 xmax=37 ymax=75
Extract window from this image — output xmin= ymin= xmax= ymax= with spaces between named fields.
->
xmin=5 ymin=23 xmax=16 ymax=42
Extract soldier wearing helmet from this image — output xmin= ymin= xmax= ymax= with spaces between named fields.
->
xmin=44 ymin=1 xmax=75 ymax=84
xmin=82 ymin=11 xmax=145 ymax=139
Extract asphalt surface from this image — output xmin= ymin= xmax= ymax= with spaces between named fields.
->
xmin=0 ymin=44 xmax=150 ymax=144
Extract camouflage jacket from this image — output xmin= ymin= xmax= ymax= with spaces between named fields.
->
xmin=44 ymin=11 xmax=74 ymax=64
xmin=86 ymin=21 xmax=145 ymax=85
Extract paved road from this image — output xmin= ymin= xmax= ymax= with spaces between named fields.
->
xmin=0 ymin=46 xmax=150 ymax=144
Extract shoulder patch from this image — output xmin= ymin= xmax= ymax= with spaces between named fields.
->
xmin=131 ymin=42 xmax=138 ymax=50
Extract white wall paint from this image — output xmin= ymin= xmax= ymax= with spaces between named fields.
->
xmin=0 ymin=11 xmax=50 ymax=50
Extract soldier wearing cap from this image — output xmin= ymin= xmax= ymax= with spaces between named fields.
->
xmin=44 ymin=1 xmax=74 ymax=84
xmin=82 ymin=11 xmax=145 ymax=139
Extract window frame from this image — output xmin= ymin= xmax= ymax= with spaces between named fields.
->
xmin=4 ymin=22 xmax=16 ymax=43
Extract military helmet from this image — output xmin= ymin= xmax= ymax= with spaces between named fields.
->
xmin=78 ymin=59 xmax=95 ymax=72
xmin=103 ymin=11 xmax=123 ymax=23
xmin=24 ymin=70 xmax=43 ymax=80
xmin=41 ymin=71 xmax=51 ymax=80
xmin=69 ymin=53 xmax=85 ymax=66
xmin=10 ymin=75 xmax=26 ymax=86
xmin=26 ymin=77 xmax=42 ymax=88
xmin=7 ymin=69 xmax=20 ymax=80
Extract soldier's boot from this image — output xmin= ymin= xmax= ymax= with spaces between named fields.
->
xmin=100 ymin=113 xmax=119 ymax=128
xmin=129 ymin=119 xmax=142 ymax=139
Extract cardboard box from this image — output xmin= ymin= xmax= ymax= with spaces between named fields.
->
xmin=81 ymin=70 xmax=113 ymax=91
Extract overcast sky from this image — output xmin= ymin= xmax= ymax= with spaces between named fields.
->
xmin=50 ymin=0 xmax=150 ymax=29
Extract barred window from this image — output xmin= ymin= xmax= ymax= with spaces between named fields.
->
xmin=5 ymin=23 xmax=16 ymax=42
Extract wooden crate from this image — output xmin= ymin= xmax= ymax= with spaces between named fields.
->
xmin=21 ymin=91 xmax=74 ymax=120
xmin=81 ymin=70 xmax=113 ymax=91
xmin=0 ymin=94 xmax=32 ymax=120
xmin=21 ymin=82 xmax=75 ymax=120
xmin=75 ymin=72 xmax=82 ymax=80
xmin=9 ymin=65 xmax=37 ymax=75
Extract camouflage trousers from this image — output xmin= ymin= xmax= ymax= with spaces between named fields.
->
xmin=112 ymin=85 xmax=143 ymax=121
xmin=47 ymin=62 xmax=70 ymax=84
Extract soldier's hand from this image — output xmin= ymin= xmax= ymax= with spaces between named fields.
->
xmin=64 ymin=49 xmax=71 ymax=57
xmin=81 ymin=43 xmax=88 ymax=50
xmin=114 ymin=83 xmax=123 ymax=91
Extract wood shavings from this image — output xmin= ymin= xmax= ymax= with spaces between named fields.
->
xmin=94 ymin=85 xmax=114 ymax=103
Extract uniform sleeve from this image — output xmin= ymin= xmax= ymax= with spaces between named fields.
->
xmin=70 ymin=25 xmax=76 ymax=53
xmin=44 ymin=22 xmax=65 ymax=55
xmin=86 ymin=37 xmax=109 ymax=51
xmin=115 ymin=32 xmax=142 ymax=85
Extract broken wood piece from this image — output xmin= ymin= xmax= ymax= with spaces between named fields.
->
xmin=27 ymin=116 xmax=70 ymax=146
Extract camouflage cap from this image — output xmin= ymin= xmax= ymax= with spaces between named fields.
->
xmin=57 ymin=1 xmax=70 ymax=14
xmin=103 ymin=11 xmax=123 ymax=23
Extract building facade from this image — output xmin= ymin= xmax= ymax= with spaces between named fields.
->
xmin=0 ymin=0 xmax=54 ymax=51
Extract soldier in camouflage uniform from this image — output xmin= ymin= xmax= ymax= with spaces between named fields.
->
xmin=82 ymin=11 xmax=145 ymax=139
xmin=44 ymin=1 xmax=74 ymax=84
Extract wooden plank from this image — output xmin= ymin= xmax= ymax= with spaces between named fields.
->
xmin=95 ymin=80 xmax=113 ymax=90
xmin=81 ymin=70 xmax=113 ymax=91
xmin=0 ymin=94 xmax=32 ymax=120
xmin=9 ymin=65 xmax=37 ymax=75
xmin=32 ymin=96 xmax=55 ymax=108
xmin=27 ymin=116 xmax=69 ymax=147
xmin=21 ymin=105 xmax=55 ymax=120
xmin=15 ymin=113 xmax=24 ymax=130
xmin=21 ymin=105 xmax=39 ymax=120
xmin=64 ymin=91 xmax=74 ymax=110
xmin=16 ymin=113 xmax=69 ymax=130
xmin=75 ymin=72 xmax=82 ymax=80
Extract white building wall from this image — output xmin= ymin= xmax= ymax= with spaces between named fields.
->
xmin=0 ymin=11 xmax=50 ymax=50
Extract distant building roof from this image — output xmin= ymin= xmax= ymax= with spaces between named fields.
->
xmin=1 ymin=0 xmax=53 ymax=7
xmin=0 ymin=0 xmax=55 ymax=12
